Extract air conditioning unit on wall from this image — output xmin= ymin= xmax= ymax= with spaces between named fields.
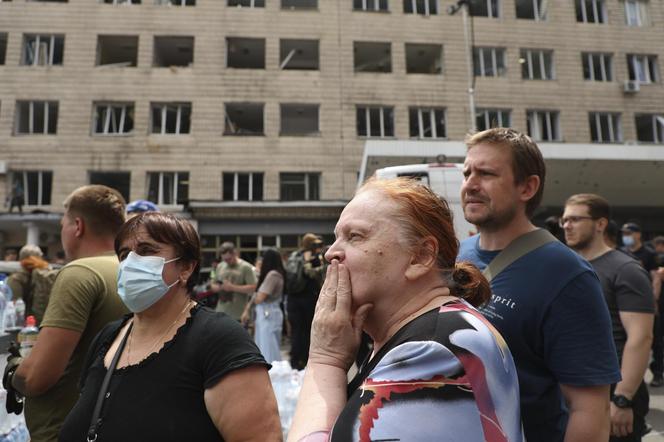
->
xmin=623 ymin=80 xmax=640 ymax=93
xmin=0 ymin=161 xmax=7 ymax=174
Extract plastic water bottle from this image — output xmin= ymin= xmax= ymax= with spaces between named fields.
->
xmin=14 ymin=299 xmax=25 ymax=329
xmin=3 ymin=301 xmax=17 ymax=332
xmin=18 ymin=316 xmax=39 ymax=358
xmin=0 ymin=280 xmax=10 ymax=334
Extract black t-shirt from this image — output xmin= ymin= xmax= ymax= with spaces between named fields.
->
xmin=591 ymin=250 xmax=654 ymax=360
xmin=59 ymin=305 xmax=268 ymax=442
xmin=331 ymin=300 xmax=523 ymax=441
xmin=622 ymin=245 xmax=657 ymax=272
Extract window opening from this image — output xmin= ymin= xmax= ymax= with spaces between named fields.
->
xmin=405 ymin=43 xmax=442 ymax=74
xmin=224 ymin=103 xmax=264 ymax=135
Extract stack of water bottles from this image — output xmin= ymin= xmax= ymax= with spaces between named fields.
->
xmin=268 ymin=361 xmax=305 ymax=439
xmin=0 ymin=275 xmax=30 ymax=442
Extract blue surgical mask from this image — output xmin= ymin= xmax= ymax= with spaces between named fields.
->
xmin=622 ymin=235 xmax=635 ymax=247
xmin=118 ymin=251 xmax=180 ymax=313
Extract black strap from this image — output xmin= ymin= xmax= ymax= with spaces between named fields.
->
xmin=87 ymin=322 xmax=133 ymax=442
xmin=482 ymin=229 xmax=558 ymax=282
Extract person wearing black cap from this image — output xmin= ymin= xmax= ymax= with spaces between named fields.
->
xmin=621 ymin=223 xmax=662 ymax=387
xmin=286 ymin=233 xmax=326 ymax=370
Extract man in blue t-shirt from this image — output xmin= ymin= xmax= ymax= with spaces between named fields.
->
xmin=457 ymin=128 xmax=620 ymax=442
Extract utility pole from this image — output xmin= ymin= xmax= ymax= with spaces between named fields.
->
xmin=448 ymin=0 xmax=477 ymax=133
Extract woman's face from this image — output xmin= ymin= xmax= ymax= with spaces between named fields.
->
xmin=117 ymin=226 xmax=182 ymax=286
xmin=325 ymin=189 xmax=411 ymax=308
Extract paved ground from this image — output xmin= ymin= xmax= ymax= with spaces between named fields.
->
xmin=645 ymin=372 xmax=664 ymax=440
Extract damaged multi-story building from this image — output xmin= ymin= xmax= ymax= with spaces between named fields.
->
xmin=1 ymin=0 xmax=663 ymax=264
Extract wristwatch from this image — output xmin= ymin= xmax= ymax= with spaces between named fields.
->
xmin=611 ymin=394 xmax=633 ymax=409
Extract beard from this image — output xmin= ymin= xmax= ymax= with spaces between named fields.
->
xmin=565 ymin=231 xmax=594 ymax=252
xmin=463 ymin=199 xmax=519 ymax=233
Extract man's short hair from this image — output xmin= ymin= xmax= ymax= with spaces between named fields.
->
xmin=219 ymin=242 xmax=236 ymax=255
xmin=565 ymin=193 xmax=610 ymax=221
xmin=653 ymin=236 xmax=664 ymax=247
xmin=64 ymin=185 xmax=126 ymax=238
xmin=465 ymin=128 xmax=546 ymax=218
xmin=18 ymin=244 xmax=44 ymax=260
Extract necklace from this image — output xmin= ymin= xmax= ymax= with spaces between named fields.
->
xmin=123 ymin=299 xmax=194 ymax=366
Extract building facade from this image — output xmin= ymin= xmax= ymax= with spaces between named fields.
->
xmin=1 ymin=0 xmax=663 ymax=263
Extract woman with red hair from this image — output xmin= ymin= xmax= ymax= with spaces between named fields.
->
xmin=288 ymin=178 xmax=523 ymax=442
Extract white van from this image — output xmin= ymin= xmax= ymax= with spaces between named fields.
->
xmin=374 ymin=163 xmax=476 ymax=240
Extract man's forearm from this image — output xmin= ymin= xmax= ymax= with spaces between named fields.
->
xmin=615 ymin=336 xmax=652 ymax=397
xmin=234 ymin=284 xmax=257 ymax=294
xmin=565 ymin=407 xmax=610 ymax=442
xmin=652 ymin=271 xmax=661 ymax=300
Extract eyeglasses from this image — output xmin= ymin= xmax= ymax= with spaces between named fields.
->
xmin=558 ymin=216 xmax=594 ymax=227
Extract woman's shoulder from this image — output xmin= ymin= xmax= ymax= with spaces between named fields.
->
xmin=190 ymin=305 xmax=254 ymax=341
xmin=266 ymin=270 xmax=284 ymax=280
xmin=83 ymin=316 xmax=131 ymax=371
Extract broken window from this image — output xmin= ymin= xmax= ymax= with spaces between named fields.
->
xmin=589 ymin=112 xmax=621 ymax=143
xmin=227 ymin=37 xmax=265 ymax=69
xmin=102 ymin=0 xmax=140 ymax=4
xmin=153 ymin=36 xmax=194 ymax=67
xmin=405 ymin=43 xmax=442 ymax=74
xmin=526 ymin=110 xmax=560 ymax=141
xmin=403 ymin=0 xmax=437 ymax=15
xmin=155 ymin=0 xmax=195 ymax=5
xmin=582 ymin=52 xmax=612 ymax=81
xmin=224 ymin=103 xmax=264 ymax=136
xmin=470 ymin=0 xmax=499 ymax=17
xmin=96 ymin=35 xmax=138 ymax=67
xmin=281 ymin=104 xmax=319 ymax=136
xmin=151 ymin=103 xmax=191 ymax=134
xmin=635 ymin=114 xmax=664 ymax=143
xmin=0 ymin=34 xmax=6 ymax=65
xmin=22 ymin=34 xmax=64 ymax=66
xmin=476 ymin=108 xmax=511 ymax=131
xmin=409 ymin=107 xmax=446 ymax=139
xmin=89 ymin=171 xmax=131 ymax=202
xmin=515 ymin=0 xmax=546 ymax=20
xmin=280 ymin=39 xmax=319 ymax=70
xmin=93 ymin=102 xmax=134 ymax=135
xmin=473 ymin=47 xmax=506 ymax=77
xmin=354 ymin=41 xmax=391 ymax=73
xmin=15 ymin=101 xmax=58 ymax=135
xmin=627 ymin=54 xmax=658 ymax=83
xmin=356 ymin=106 xmax=394 ymax=137
xmin=575 ymin=0 xmax=606 ymax=23
xmin=147 ymin=171 xmax=189 ymax=205
xmin=282 ymin=0 xmax=317 ymax=9
xmin=280 ymin=172 xmax=320 ymax=201
xmin=223 ymin=172 xmax=264 ymax=201
xmin=11 ymin=171 xmax=53 ymax=206
xmin=353 ymin=0 xmax=388 ymax=11
xmin=229 ymin=0 xmax=264 ymax=6
xmin=520 ymin=49 xmax=554 ymax=80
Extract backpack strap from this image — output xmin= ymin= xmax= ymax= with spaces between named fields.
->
xmin=482 ymin=229 xmax=558 ymax=283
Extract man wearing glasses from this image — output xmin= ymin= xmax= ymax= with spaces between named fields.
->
xmin=563 ymin=194 xmax=653 ymax=441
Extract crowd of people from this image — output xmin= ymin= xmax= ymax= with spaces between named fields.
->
xmin=0 ymin=127 xmax=662 ymax=441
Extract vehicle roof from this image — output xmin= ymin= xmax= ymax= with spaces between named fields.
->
xmin=376 ymin=163 xmax=461 ymax=174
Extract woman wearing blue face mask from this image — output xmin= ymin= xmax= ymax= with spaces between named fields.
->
xmin=59 ymin=212 xmax=282 ymax=442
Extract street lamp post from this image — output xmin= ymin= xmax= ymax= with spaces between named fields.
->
xmin=448 ymin=0 xmax=477 ymax=133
